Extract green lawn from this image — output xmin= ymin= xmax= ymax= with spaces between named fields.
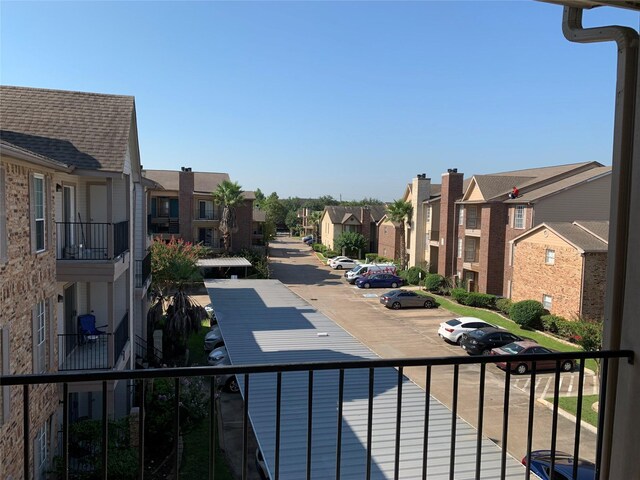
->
xmin=417 ymin=292 xmax=597 ymax=371
xmin=546 ymin=394 xmax=600 ymax=427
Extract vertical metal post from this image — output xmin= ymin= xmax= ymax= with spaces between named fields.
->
xmin=366 ymin=368 xmax=374 ymax=480
xmin=102 ymin=381 xmax=108 ymax=480
xmin=422 ymin=366 xmax=431 ymax=480
xmin=243 ymin=374 xmax=249 ymax=480
xmin=173 ymin=378 xmax=180 ymax=479
xmin=336 ymin=369 xmax=344 ymax=480
xmin=139 ymin=380 xmax=146 ymax=480
xmin=275 ymin=372 xmax=282 ymax=480
xmin=209 ymin=378 xmax=215 ymax=480
xmin=572 ymin=361 xmax=586 ymax=480
xmin=307 ymin=371 xmax=314 ymax=480
xmin=394 ymin=367 xmax=404 ymax=480
xmin=449 ymin=364 xmax=459 ymax=480
xmin=525 ymin=362 xmax=537 ymax=480
xmin=500 ymin=364 xmax=511 ymax=480
xmin=23 ymin=385 xmax=30 ymax=480
xmin=475 ymin=363 xmax=486 ymax=478
xmin=62 ymin=382 xmax=69 ymax=480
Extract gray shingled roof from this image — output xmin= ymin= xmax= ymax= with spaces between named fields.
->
xmin=472 ymin=175 xmax=534 ymax=201
xmin=253 ymin=209 xmax=267 ymax=222
xmin=575 ymin=220 xmax=610 ymax=243
xmin=526 ymin=222 xmax=609 ymax=252
xmin=0 ymin=85 xmax=134 ymax=172
xmin=505 ymin=166 xmax=611 ymax=203
xmin=324 ymin=205 xmax=387 ymax=224
xmin=143 ymin=169 xmax=256 ymax=199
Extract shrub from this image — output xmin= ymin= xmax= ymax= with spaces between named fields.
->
xmin=325 ymin=250 xmax=339 ymax=258
xmin=365 ymin=253 xmax=394 ymax=264
xmin=312 ymin=243 xmax=324 ymax=252
xmin=463 ymin=292 xmax=496 ymax=309
xmin=509 ymin=300 xmax=545 ymax=328
xmin=451 ymin=288 xmax=469 ymax=304
xmin=576 ymin=320 xmax=603 ymax=372
xmin=399 ymin=266 xmax=427 ymax=285
xmin=541 ymin=314 xmax=562 ymax=333
xmin=496 ymin=298 xmax=512 ymax=316
xmin=423 ymin=273 xmax=445 ymax=292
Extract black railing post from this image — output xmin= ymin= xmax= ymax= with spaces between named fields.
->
xmin=23 ymin=385 xmax=30 ymax=480
xmin=174 ymin=377 xmax=180 ymax=479
xmin=102 ymin=381 xmax=108 ymax=480
xmin=62 ymin=382 xmax=69 ymax=480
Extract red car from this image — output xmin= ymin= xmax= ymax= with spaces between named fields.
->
xmin=491 ymin=340 xmax=575 ymax=374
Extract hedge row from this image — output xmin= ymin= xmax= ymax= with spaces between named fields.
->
xmin=313 ymin=243 xmax=339 ymax=258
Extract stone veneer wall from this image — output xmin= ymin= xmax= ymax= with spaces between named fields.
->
xmin=0 ymin=158 xmax=59 ymax=480
xmin=582 ymin=252 xmax=607 ymax=321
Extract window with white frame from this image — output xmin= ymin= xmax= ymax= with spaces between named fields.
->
xmin=458 ymin=206 xmax=464 ymax=226
xmin=457 ymin=238 xmax=462 ymax=258
xmin=426 ymin=206 xmax=431 ymax=223
xmin=464 ymin=237 xmax=478 ymax=262
xmin=466 ymin=205 xmax=477 ymax=229
xmin=514 ymin=205 xmax=525 ymax=229
xmin=0 ymin=165 xmax=6 ymax=263
xmin=34 ymin=301 xmax=46 ymax=373
xmin=542 ymin=294 xmax=553 ymax=310
xmin=198 ymin=200 xmax=214 ymax=220
xmin=33 ymin=174 xmax=46 ymax=252
xmin=545 ymin=249 xmax=555 ymax=265
xmin=35 ymin=421 xmax=48 ymax=479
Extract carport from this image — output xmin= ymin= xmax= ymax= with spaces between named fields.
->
xmin=197 ymin=257 xmax=252 ymax=278
xmin=205 ymin=278 xmax=529 ymax=479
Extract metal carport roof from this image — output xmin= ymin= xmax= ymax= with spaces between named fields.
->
xmin=205 ymin=279 xmax=528 ymax=479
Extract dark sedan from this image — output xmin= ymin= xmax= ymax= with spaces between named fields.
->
xmin=491 ymin=341 xmax=576 ymax=374
xmin=523 ymin=450 xmax=595 ymax=480
xmin=379 ymin=290 xmax=436 ymax=309
xmin=356 ymin=273 xmax=403 ymax=289
xmin=460 ymin=327 xmax=523 ymax=355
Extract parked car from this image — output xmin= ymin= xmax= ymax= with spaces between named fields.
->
xmin=304 ymin=236 xmax=314 ymax=245
xmin=522 ymin=450 xmax=596 ymax=479
xmin=302 ymin=235 xmax=313 ymax=243
xmin=356 ymin=273 xmax=403 ymax=289
xmin=332 ymin=258 xmax=358 ymax=270
xmin=380 ymin=290 xmax=436 ymax=309
xmin=491 ymin=341 xmax=576 ymax=374
xmin=255 ymin=448 xmax=269 ymax=479
xmin=208 ymin=345 xmax=229 ymax=366
xmin=437 ymin=317 xmax=497 ymax=344
xmin=345 ymin=263 xmax=397 ymax=284
xmin=212 ymin=355 xmax=240 ymax=393
xmin=327 ymin=255 xmax=350 ymax=265
xmin=204 ymin=326 xmax=224 ymax=351
xmin=460 ymin=327 xmax=523 ymax=355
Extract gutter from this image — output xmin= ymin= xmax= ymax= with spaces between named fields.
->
xmin=561 ymin=6 xmax=638 ymax=478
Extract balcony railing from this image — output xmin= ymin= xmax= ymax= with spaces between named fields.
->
xmin=56 ymin=221 xmax=129 ymax=260
xmin=58 ymin=333 xmax=110 ymax=370
xmin=196 ymin=208 xmax=217 ymax=220
xmin=135 ymin=252 xmax=152 ymax=288
xmin=1 ymin=349 xmax=632 ymax=480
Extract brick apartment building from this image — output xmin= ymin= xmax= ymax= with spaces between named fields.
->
xmin=1 ymin=85 xmax=150 ymax=479
xmin=511 ymin=221 xmax=608 ymax=321
xmin=143 ymin=168 xmax=256 ymax=252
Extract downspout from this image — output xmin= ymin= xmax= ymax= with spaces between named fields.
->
xmin=561 ymin=6 xmax=638 ymax=478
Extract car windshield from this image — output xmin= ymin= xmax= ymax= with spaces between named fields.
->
xmin=446 ymin=319 xmax=462 ymax=326
xmin=501 ymin=343 xmax=525 ymax=354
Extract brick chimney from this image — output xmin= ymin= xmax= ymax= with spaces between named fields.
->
xmin=408 ymin=174 xmax=431 ymax=267
xmin=438 ymin=169 xmax=464 ymax=278
xmin=179 ymin=167 xmax=194 ymax=242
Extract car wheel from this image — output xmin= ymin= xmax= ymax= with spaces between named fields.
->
xmin=561 ymin=360 xmax=574 ymax=372
xmin=391 ymin=282 xmax=398 ymax=288
xmin=516 ymin=363 xmax=528 ymax=375
xmin=363 ymin=283 xmax=370 ymax=289
xmin=391 ymin=302 xmax=401 ymax=310
xmin=423 ymin=300 xmax=434 ymax=308
xmin=226 ymin=378 xmax=240 ymax=393
xmin=482 ymin=349 xmax=492 ymax=356
xmin=336 ymin=265 xmax=342 ymax=270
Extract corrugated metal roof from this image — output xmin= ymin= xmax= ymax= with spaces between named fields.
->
xmin=197 ymin=257 xmax=252 ymax=267
xmin=205 ymin=279 xmax=527 ymax=479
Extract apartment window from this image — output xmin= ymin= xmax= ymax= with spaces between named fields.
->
xmin=542 ymin=294 xmax=553 ymax=310
xmin=0 ymin=165 xmax=6 ymax=263
xmin=198 ymin=228 xmax=213 ymax=246
xmin=32 ymin=174 xmax=46 ymax=252
xmin=426 ymin=206 xmax=431 ymax=223
xmin=457 ymin=238 xmax=462 ymax=258
xmin=467 ymin=205 xmax=477 ymax=229
xmin=198 ymin=200 xmax=214 ymax=219
xmin=157 ymin=197 xmax=170 ymax=217
xmin=545 ymin=249 xmax=555 ymax=265
xmin=35 ymin=420 xmax=49 ymax=480
xmin=458 ymin=206 xmax=464 ymax=226
xmin=425 ymin=233 xmax=430 ymax=246
xmin=33 ymin=301 xmax=47 ymax=373
xmin=514 ymin=205 xmax=526 ymax=229
xmin=464 ymin=237 xmax=477 ymax=262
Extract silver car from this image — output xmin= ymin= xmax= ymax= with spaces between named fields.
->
xmin=204 ymin=326 xmax=224 ymax=352
xmin=210 ymin=351 xmax=240 ymax=393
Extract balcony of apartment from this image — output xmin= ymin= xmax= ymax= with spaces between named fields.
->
xmin=55 ymin=221 xmax=130 ymax=282
xmin=2 ymin=349 xmax=632 ymax=479
xmin=193 ymin=200 xmax=221 ymax=223
xmin=58 ymin=311 xmax=130 ymax=371
xmin=428 ymin=229 xmax=440 ymax=247
xmin=135 ymin=251 xmax=152 ymax=289
xmin=464 ymin=205 xmax=482 ymax=236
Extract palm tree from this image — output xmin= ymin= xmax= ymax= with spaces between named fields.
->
xmin=386 ymin=199 xmax=413 ymax=270
xmin=308 ymin=210 xmax=323 ymax=243
xmin=212 ymin=180 xmax=244 ymax=253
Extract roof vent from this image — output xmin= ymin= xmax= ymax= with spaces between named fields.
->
xmin=447 ymin=168 xmax=458 ymax=173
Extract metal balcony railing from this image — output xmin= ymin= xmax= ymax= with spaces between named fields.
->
xmin=135 ymin=252 xmax=152 ymax=288
xmin=56 ymin=221 xmax=129 ymax=260
xmin=58 ymin=333 xmax=111 ymax=370
xmin=1 ymin=350 xmax=632 ymax=480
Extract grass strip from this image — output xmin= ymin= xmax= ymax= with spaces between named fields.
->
xmin=545 ymin=394 xmax=599 ymax=428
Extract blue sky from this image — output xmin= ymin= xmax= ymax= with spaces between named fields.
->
xmin=1 ymin=2 xmax=638 ymax=201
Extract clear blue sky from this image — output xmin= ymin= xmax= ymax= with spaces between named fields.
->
xmin=1 ymin=1 xmax=638 ymax=201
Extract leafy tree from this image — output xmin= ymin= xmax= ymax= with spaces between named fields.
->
xmin=509 ymin=300 xmax=545 ymax=328
xmin=335 ymin=231 xmax=367 ymax=257
xmin=308 ymin=210 xmax=323 ymax=241
xmin=149 ymin=238 xmax=208 ymax=361
xmin=285 ymin=209 xmax=301 ymax=233
xmin=263 ymin=192 xmax=288 ymax=228
xmin=386 ymin=199 xmax=412 ymax=269
xmin=254 ymin=188 xmax=266 ymax=209
xmin=577 ymin=318 xmax=603 ymax=374
xmin=212 ymin=180 xmax=245 ymax=252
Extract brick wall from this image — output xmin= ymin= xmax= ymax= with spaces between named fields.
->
xmin=377 ymin=220 xmax=401 ymax=261
xmin=0 ymin=158 xmax=59 ymax=480
xmin=512 ymin=240 xmax=583 ymax=319
xmin=503 ymin=204 xmax=534 ymax=296
xmin=438 ymin=172 xmax=464 ymax=277
xmin=178 ymin=169 xmax=194 ymax=242
xmin=582 ymin=253 xmax=607 ymax=321
xmin=232 ymin=200 xmax=254 ymax=252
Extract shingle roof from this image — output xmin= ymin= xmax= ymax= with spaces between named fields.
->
xmin=525 ymin=221 xmax=609 ymax=252
xmin=324 ymin=205 xmax=387 ymax=224
xmin=472 ymin=175 xmax=534 ymax=201
xmin=142 ymin=169 xmax=256 ymax=199
xmin=253 ymin=209 xmax=267 ymax=222
xmin=574 ymin=220 xmax=609 ymax=243
xmin=0 ymin=85 xmax=135 ymax=172
xmin=504 ymin=166 xmax=611 ymax=203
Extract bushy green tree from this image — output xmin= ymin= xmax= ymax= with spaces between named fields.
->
xmin=423 ymin=273 xmax=445 ymax=292
xmin=212 ymin=180 xmax=245 ymax=253
xmin=509 ymin=300 xmax=545 ymax=328
xmin=335 ymin=231 xmax=367 ymax=256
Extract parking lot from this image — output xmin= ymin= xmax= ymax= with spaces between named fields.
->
xmin=268 ymin=236 xmax=599 ymax=462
